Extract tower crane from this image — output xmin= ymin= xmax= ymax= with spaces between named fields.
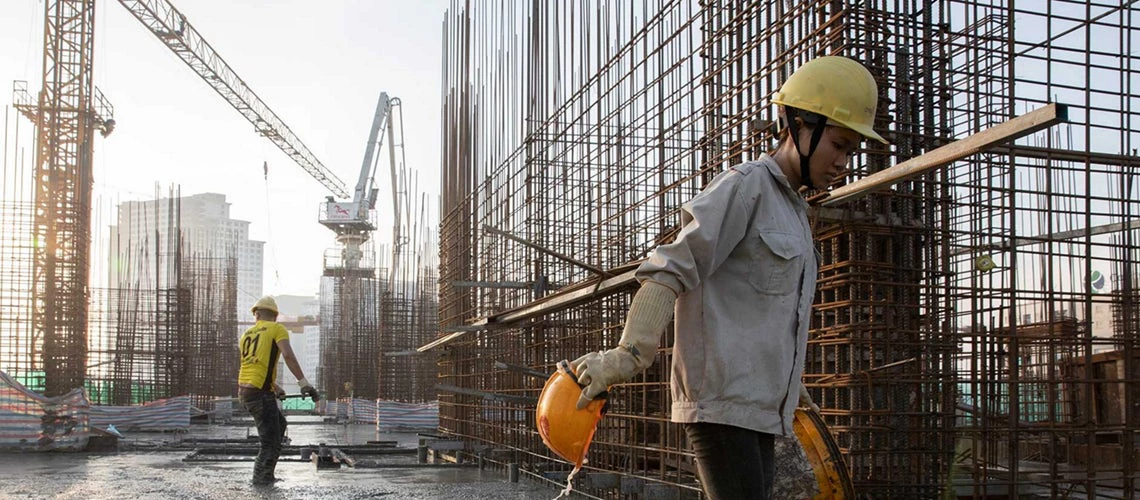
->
xmin=12 ymin=0 xmax=112 ymax=396
xmin=116 ymin=0 xmax=349 ymax=199
xmin=315 ymin=93 xmax=406 ymax=402
xmin=119 ymin=0 xmax=408 ymax=275
xmin=319 ymin=92 xmax=407 ymax=273
xmin=16 ymin=0 xmax=392 ymax=395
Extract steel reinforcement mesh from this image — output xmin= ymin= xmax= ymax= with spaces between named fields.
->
xmin=4 ymin=105 xmax=243 ymax=408
xmin=378 ymin=264 xmax=440 ymax=403
xmin=438 ymin=0 xmax=1140 ymax=497
xmin=87 ymin=242 xmax=238 ymax=407
xmin=440 ymin=2 xmax=704 ymax=493
xmin=1 ymin=108 xmax=41 ymax=392
xmin=319 ymin=269 xmax=381 ymax=400
xmin=0 ymin=201 xmax=38 ymax=391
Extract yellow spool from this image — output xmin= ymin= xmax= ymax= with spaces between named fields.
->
xmin=793 ymin=408 xmax=855 ymax=499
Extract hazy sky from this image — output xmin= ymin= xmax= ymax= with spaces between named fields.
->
xmin=0 ymin=0 xmax=450 ymax=299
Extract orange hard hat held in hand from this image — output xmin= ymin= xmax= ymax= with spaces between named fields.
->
xmin=535 ymin=360 xmax=609 ymax=468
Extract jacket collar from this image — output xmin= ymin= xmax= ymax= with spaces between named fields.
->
xmin=758 ymin=154 xmax=809 ymax=209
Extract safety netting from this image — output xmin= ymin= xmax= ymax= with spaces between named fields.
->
xmin=89 ymin=396 xmax=190 ymax=431
xmin=0 ymin=370 xmax=89 ymax=451
xmin=377 ymin=401 xmax=438 ymax=430
xmin=316 ymin=398 xmax=438 ymax=429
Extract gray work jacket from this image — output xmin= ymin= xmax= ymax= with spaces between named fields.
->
xmin=636 ymin=154 xmax=818 ymax=437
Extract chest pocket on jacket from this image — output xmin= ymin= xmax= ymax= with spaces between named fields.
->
xmin=750 ymin=230 xmax=804 ymax=295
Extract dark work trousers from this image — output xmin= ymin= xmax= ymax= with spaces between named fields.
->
xmin=684 ymin=422 xmax=775 ymax=500
xmin=240 ymin=388 xmax=287 ymax=484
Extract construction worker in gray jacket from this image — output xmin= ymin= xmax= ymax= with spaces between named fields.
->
xmin=571 ymin=56 xmax=889 ymax=499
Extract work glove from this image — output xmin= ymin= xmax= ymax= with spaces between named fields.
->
xmin=298 ymin=377 xmax=320 ymax=402
xmin=798 ymin=383 xmax=820 ymax=413
xmin=573 ymin=280 xmax=676 ymax=410
xmin=572 ymin=349 xmax=638 ymax=410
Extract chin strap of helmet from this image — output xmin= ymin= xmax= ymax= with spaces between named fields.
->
xmin=784 ymin=107 xmax=827 ymax=190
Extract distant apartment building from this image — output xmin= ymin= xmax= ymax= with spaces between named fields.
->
xmin=109 ymin=192 xmax=264 ymax=321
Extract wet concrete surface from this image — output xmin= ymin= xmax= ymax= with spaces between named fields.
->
xmin=0 ymin=416 xmax=562 ymax=499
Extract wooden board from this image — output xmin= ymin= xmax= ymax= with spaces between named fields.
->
xmin=821 ymin=103 xmax=1067 ymax=207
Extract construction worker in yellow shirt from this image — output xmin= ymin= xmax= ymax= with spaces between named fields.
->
xmin=237 ymin=296 xmax=319 ymax=486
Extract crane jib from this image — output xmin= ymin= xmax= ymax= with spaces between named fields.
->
xmin=117 ymin=0 xmax=349 ymax=199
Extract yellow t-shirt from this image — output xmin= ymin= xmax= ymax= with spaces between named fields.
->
xmin=237 ymin=321 xmax=290 ymax=390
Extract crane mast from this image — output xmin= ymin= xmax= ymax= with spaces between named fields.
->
xmin=385 ymin=99 xmax=410 ymax=290
xmin=12 ymin=0 xmax=116 ymax=396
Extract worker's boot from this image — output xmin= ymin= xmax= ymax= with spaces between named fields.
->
xmin=252 ymin=448 xmax=282 ymax=485
xmin=251 ymin=461 xmax=274 ymax=486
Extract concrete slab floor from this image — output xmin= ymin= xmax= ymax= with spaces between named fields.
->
xmin=0 ymin=417 xmax=562 ymax=500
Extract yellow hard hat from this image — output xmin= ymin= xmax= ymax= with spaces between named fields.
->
xmin=772 ymin=56 xmax=888 ymax=144
xmin=535 ymin=360 xmax=608 ymax=468
xmin=251 ymin=296 xmax=279 ymax=314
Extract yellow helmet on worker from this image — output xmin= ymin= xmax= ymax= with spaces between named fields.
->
xmin=773 ymin=55 xmax=888 ymax=144
xmin=535 ymin=360 xmax=608 ymax=468
xmin=772 ymin=56 xmax=888 ymax=190
xmin=250 ymin=295 xmax=279 ymax=315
